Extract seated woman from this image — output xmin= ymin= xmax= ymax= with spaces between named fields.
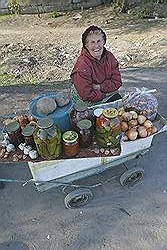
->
xmin=70 ymin=25 xmax=122 ymax=105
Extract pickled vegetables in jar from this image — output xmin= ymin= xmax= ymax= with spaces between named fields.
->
xmin=70 ymin=101 xmax=90 ymax=130
xmin=95 ymin=108 xmax=121 ymax=148
xmin=62 ymin=131 xmax=79 ymax=157
xmin=76 ymin=119 xmax=93 ymax=148
xmin=33 ymin=118 xmax=62 ymax=160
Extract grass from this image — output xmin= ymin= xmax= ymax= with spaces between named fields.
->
xmin=0 ymin=72 xmax=16 ymax=86
xmin=0 ymin=71 xmax=38 ymax=86
xmin=49 ymin=11 xmax=63 ymax=18
xmin=0 ymin=13 xmax=12 ymax=21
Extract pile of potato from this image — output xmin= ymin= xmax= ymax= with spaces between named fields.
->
xmin=118 ymin=107 xmax=158 ymax=141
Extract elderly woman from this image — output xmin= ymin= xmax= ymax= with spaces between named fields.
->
xmin=70 ymin=25 xmax=122 ymax=104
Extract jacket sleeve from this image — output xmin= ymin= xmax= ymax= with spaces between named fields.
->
xmin=100 ymin=58 xmax=122 ymax=93
xmin=71 ymin=65 xmax=105 ymax=102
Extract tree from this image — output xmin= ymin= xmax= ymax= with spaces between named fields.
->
xmin=103 ymin=0 xmax=129 ymax=13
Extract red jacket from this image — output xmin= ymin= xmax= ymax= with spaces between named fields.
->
xmin=70 ymin=47 xmax=122 ymax=102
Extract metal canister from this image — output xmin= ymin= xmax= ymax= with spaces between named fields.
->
xmin=5 ymin=121 xmax=24 ymax=146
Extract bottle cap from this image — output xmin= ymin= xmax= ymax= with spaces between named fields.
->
xmin=37 ymin=118 xmax=54 ymax=129
xmin=102 ymin=108 xmax=118 ymax=119
xmin=22 ymin=124 xmax=35 ymax=136
xmin=74 ymin=101 xmax=87 ymax=112
xmin=62 ymin=131 xmax=78 ymax=143
xmin=77 ymin=119 xmax=92 ymax=130
xmin=5 ymin=121 xmax=20 ymax=133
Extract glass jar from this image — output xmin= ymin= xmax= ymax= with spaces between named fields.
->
xmin=62 ymin=131 xmax=79 ymax=157
xmin=22 ymin=124 xmax=36 ymax=149
xmin=33 ymin=117 xmax=62 ymax=160
xmin=95 ymin=108 xmax=121 ymax=148
xmin=70 ymin=101 xmax=90 ymax=131
xmin=93 ymin=108 xmax=104 ymax=127
xmin=76 ymin=119 xmax=93 ymax=148
xmin=5 ymin=121 xmax=24 ymax=146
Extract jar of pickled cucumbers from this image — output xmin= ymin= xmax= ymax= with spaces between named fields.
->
xmin=95 ymin=108 xmax=121 ymax=148
xmin=33 ymin=117 xmax=62 ymax=160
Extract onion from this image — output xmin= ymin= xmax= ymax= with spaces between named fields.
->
xmin=152 ymin=125 xmax=158 ymax=134
xmin=138 ymin=126 xmax=145 ymax=132
xmin=143 ymin=120 xmax=153 ymax=129
xmin=130 ymin=111 xmax=138 ymax=119
xmin=127 ymin=129 xmax=138 ymax=141
xmin=121 ymin=121 xmax=129 ymax=132
xmin=147 ymin=127 xmax=152 ymax=136
xmin=138 ymin=126 xmax=148 ymax=138
xmin=118 ymin=107 xmax=125 ymax=116
xmin=128 ymin=119 xmax=138 ymax=128
xmin=121 ymin=112 xmax=133 ymax=122
xmin=137 ymin=115 xmax=147 ymax=125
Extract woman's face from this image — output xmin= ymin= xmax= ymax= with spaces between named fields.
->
xmin=85 ymin=32 xmax=105 ymax=60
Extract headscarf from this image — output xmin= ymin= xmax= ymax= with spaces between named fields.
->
xmin=82 ymin=25 xmax=106 ymax=47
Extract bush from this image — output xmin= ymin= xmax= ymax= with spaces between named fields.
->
xmin=132 ymin=1 xmax=162 ymax=19
xmin=50 ymin=11 xmax=63 ymax=18
xmin=8 ymin=0 xmax=21 ymax=14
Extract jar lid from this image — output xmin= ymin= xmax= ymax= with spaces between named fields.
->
xmin=22 ymin=124 xmax=35 ymax=136
xmin=102 ymin=108 xmax=118 ymax=119
xmin=74 ymin=101 xmax=87 ymax=112
xmin=37 ymin=117 xmax=54 ymax=129
xmin=77 ymin=119 xmax=92 ymax=130
xmin=93 ymin=108 xmax=104 ymax=118
xmin=5 ymin=121 xmax=20 ymax=133
xmin=62 ymin=131 xmax=78 ymax=143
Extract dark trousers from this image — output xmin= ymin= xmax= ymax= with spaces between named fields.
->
xmin=0 ymin=181 xmax=5 ymax=189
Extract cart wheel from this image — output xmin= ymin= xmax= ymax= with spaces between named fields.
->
xmin=120 ymin=168 xmax=144 ymax=187
xmin=64 ymin=188 xmax=93 ymax=209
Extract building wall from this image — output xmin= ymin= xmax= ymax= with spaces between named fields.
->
xmin=0 ymin=0 xmax=103 ymax=13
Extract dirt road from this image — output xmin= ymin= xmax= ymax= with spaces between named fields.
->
xmin=0 ymin=7 xmax=167 ymax=86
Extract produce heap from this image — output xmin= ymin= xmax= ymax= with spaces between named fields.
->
xmin=118 ymin=107 xmax=158 ymax=141
xmin=0 ymin=87 xmax=160 ymax=161
xmin=0 ymin=115 xmax=38 ymax=161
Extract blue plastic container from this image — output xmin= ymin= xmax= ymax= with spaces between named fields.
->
xmin=28 ymin=93 xmax=74 ymax=132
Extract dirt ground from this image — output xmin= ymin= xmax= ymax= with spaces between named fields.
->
xmin=0 ymin=6 xmax=167 ymax=250
xmin=0 ymin=5 xmax=167 ymax=118
xmin=0 ymin=5 xmax=167 ymax=86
